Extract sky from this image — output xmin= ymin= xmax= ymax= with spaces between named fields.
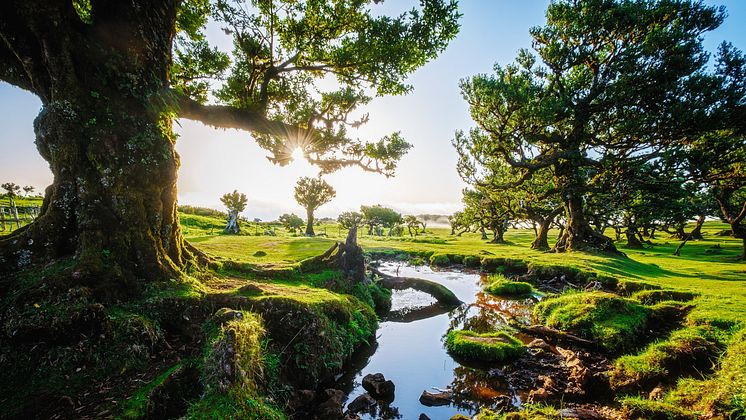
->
xmin=1 ymin=1 xmax=745 ymax=221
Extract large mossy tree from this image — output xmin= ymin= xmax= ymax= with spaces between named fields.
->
xmin=457 ymin=0 xmax=727 ymax=254
xmin=0 ymin=0 xmax=459 ymax=294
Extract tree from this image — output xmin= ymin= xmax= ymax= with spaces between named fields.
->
xmin=22 ymin=186 xmax=35 ymax=197
xmin=457 ymin=0 xmax=725 ymax=254
xmin=220 ymin=190 xmax=248 ymax=234
xmin=404 ymin=215 xmax=424 ymax=237
xmin=2 ymin=183 xmax=21 ymax=206
xmin=0 ymin=0 xmax=460 ymax=291
xmin=337 ymin=211 xmax=363 ymax=230
xmin=294 ymin=177 xmax=335 ymax=236
xmin=278 ymin=213 xmax=304 ymax=234
xmin=448 ymin=211 xmax=470 ymax=236
xmin=360 ymin=205 xmax=402 ymax=236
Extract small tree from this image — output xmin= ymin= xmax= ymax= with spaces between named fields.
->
xmin=22 ymin=186 xmax=35 ymax=197
xmin=360 ymin=205 xmax=402 ymax=236
xmin=294 ymin=177 xmax=336 ymax=236
xmin=404 ymin=215 xmax=424 ymax=237
xmin=279 ymin=213 xmax=305 ymax=234
xmin=2 ymin=183 xmax=21 ymax=206
xmin=338 ymin=211 xmax=363 ymax=230
xmin=220 ymin=190 xmax=248 ymax=234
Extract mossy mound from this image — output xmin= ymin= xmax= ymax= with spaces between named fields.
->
xmin=665 ymin=327 xmax=746 ymax=418
xmin=430 ymin=253 xmax=450 ymax=266
xmin=186 ymin=312 xmax=284 ymax=419
xmin=484 ymin=274 xmax=533 ymax=297
xmin=610 ymin=325 xmax=727 ymax=390
xmin=619 ymin=396 xmax=697 ymax=420
xmin=632 ymin=289 xmax=699 ymax=305
xmin=534 ymin=291 xmax=651 ymax=351
xmin=445 ymin=330 xmax=524 ymax=362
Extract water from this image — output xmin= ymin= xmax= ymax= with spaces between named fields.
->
xmin=337 ymin=262 xmax=538 ymax=420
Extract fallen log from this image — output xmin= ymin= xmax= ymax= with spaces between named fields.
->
xmin=370 ymin=268 xmax=462 ymax=306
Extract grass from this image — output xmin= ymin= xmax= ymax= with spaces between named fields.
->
xmin=445 ymin=330 xmax=524 ymax=362
xmin=484 ymin=274 xmax=534 ymax=296
xmin=609 ymin=325 xmax=728 ymax=390
xmin=534 ymin=291 xmax=652 ymax=351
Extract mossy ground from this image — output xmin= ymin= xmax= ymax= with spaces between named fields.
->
xmin=3 ymin=211 xmax=745 ymax=418
xmin=175 ymin=214 xmax=745 ymax=418
xmin=445 ymin=330 xmax=524 ymax=362
xmin=534 ymin=291 xmax=652 ymax=351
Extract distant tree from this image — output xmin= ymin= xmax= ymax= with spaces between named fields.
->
xmin=220 ymin=190 xmax=248 ymax=234
xmin=360 ymin=205 xmax=402 ymax=236
xmin=2 ymin=183 xmax=21 ymax=206
xmin=458 ymin=0 xmax=726 ymax=253
xmin=338 ymin=211 xmax=363 ymax=230
xmin=294 ymin=177 xmax=336 ymax=236
xmin=279 ymin=213 xmax=304 ymax=234
xmin=404 ymin=215 xmax=425 ymax=237
xmin=448 ymin=211 xmax=470 ymax=236
xmin=22 ymin=186 xmax=35 ymax=197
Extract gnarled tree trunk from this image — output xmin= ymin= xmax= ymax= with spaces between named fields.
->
xmin=529 ymin=206 xmax=564 ymax=250
xmin=0 ymin=1 xmax=198 ymax=297
xmin=224 ymin=210 xmax=240 ymax=234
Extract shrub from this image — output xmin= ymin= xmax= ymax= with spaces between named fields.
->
xmin=430 ymin=253 xmax=450 ymax=266
xmin=463 ymin=255 xmax=481 ymax=267
xmin=445 ymin=330 xmax=524 ymax=362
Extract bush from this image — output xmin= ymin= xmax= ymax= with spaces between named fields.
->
xmin=445 ymin=330 xmax=524 ymax=362
xmin=534 ymin=291 xmax=650 ymax=351
xmin=430 ymin=253 xmax=450 ymax=266
xmin=484 ymin=275 xmax=533 ymax=297
xmin=463 ymin=255 xmax=481 ymax=267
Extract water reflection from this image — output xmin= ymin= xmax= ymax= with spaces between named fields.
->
xmin=338 ymin=262 xmax=536 ymax=419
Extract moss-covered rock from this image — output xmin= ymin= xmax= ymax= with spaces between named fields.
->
xmin=445 ymin=330 xmax=524 ymax=362
xmin=534 ymin=291 xmax=651 ymax=351
xmin=187 ymin=312 xmax=283 ymax=419
xmin=484 ymin=275 xmax=533 ymax=297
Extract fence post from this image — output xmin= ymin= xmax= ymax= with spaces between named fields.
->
xmin=0 ymin=207 xmax=5 ymax=232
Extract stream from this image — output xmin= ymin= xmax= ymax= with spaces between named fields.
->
xmin=336 ymin=262 xmax=540 ymax=419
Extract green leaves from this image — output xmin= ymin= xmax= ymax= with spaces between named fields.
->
xmin=187 ymin=0 xmax=459 ymax=176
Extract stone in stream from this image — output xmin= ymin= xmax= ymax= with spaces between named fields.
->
xmin=316 ymin=389 xmax=346 ymax=419
xmin=362 ymin=373 xmax=395 ymax=401
xmin=419 ymin=390 xmax=453 ymax=406
xmin=347 ymin=393 xmax=377 ymax=413
xmin=419 ymin=414 xmax=431 ymax=420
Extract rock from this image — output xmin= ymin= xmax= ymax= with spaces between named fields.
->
xmin=559 ymin=407 xmax=603 ymax=419
xmin=649 ymin=385 xmax=665 ymax=400
xmin=419 ymin=414 xmax=431 ymax=420
xmin=212 ymin=308 xmax=244 ymax=325
xmin=238 ymin=284 xmax=264 ymax=296
xmin=419 ymin=390 xmax=453 ymax=406
xmin=317 ymin=389 xmax=345 ymax=420
xmin=343 ymin=413 xmax=361 ymax=420
xmin=527 ymin=387 xmax=551 ymax=402
xmin=362 ymin=373 xmax=395 ymax=401
xmin=528 ymin=338 xmax=552 ymax=351
xmin=347 ymin=393 xmax=377 ymax=413
xmin=487 ymin=368 xmax=505 ymax=379
xmin=287 ymin=389 xmax=316 ymax=413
